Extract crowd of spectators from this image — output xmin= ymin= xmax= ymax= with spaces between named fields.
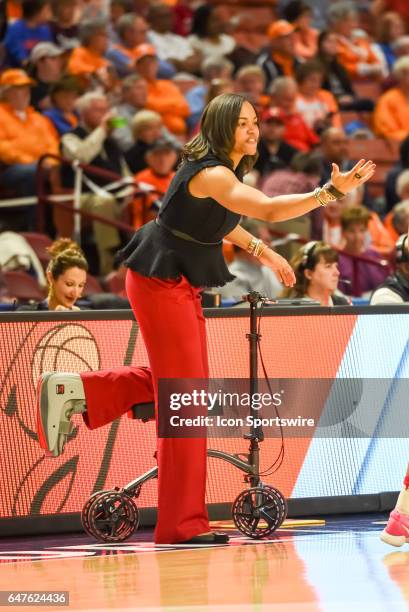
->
xmin=0 ymin=0 xmax=409 ymax=307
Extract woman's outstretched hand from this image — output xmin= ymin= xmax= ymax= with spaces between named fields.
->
xmin=259 ymin=249 xmax=296 ymax=287
xmin=330 ymin=159 xmax=376 ymax=195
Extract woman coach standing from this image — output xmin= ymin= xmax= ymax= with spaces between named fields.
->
xmin=36 ymin=93 xmax=375 ymax=545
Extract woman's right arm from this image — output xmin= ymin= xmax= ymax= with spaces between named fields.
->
xmin=190 ymin=160 xmax=376 ymax=223
xmin=190 ymin=165 xmax=319 ymax=222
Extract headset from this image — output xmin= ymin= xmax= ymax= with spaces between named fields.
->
xmin=300 ymin=240 xmax=319 ymax=270
xmin=395 ymin=233 xmax=409 ymax=264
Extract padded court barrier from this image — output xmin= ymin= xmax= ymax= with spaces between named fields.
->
xmin=0 ymin=304 xmax=408 ymax=535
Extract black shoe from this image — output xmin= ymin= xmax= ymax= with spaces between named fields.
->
xmin=181 ymin=532 xmax=229 ymax=545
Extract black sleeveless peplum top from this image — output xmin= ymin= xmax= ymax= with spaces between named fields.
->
xmin=119 ymin=153 xmax=242 ymax=287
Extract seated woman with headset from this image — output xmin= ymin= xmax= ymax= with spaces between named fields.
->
xmin=281 ymin=240 xmax=350 ymax=306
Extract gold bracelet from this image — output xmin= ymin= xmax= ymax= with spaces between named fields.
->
xmin=253 ymin=239 xmax=262 ymax=255
xmin=254 ymin=240 xmax=265 ymax=257
xmin=320 ymin=188 xmax=337 ymax=203
xmin=246 ymin=237 xmax=267 ymax=257
xmin=313 ymin=187 xmax=327 ymax=207
xmin=315 ymin=187 xmax=336 ymax=205
xmin=324 ymin=182 xmax=345 ymax=199
xmin=256 ymin=243 xmax=268 ymax=258
xmin=246 ymin=237 xmax=259 ymax=254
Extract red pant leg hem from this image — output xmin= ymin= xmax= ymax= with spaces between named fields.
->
xmin=154 ymin=518 xmax=210 ymax=544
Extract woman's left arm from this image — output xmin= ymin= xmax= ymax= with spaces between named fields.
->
xmin=225 ymin=224 xmax=296 ymax=286
xmin=224 ymin=224 xmax=255 ymax=250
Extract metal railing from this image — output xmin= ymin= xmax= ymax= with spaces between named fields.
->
xmin=35 ymin=154 xmax=164 ymax=242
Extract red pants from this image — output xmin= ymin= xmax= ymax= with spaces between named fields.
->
xmin=80 ymin=270 xmax=210 ymax=544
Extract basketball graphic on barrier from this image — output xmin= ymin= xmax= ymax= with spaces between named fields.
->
xmin=31 ymin=324 xmax=100 ymax=384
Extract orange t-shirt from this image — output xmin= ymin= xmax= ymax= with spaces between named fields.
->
xmin=146 ymin=79 xmax=190 ymax=135
xmin=383 ymin=210 xmax=400 ymax=243
xmin=67 ymin=46 xmax=110 ymax=76
xmin=336 ymin=35 xmax=382 ymax=79
xmin=368 ymin=211 xmax=395 ymax=255
xmin=271 ymin=52 xmax=295 ymax=77
xmin=0 ymin=103 xmax=59 ymax=165
xmin=374 ymin=87 xmax=409 ymax=141
xmin=132 ymin=168 xmax=175 ymax=229
xmin=293 ymin=28 xmax=319 ymax=60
